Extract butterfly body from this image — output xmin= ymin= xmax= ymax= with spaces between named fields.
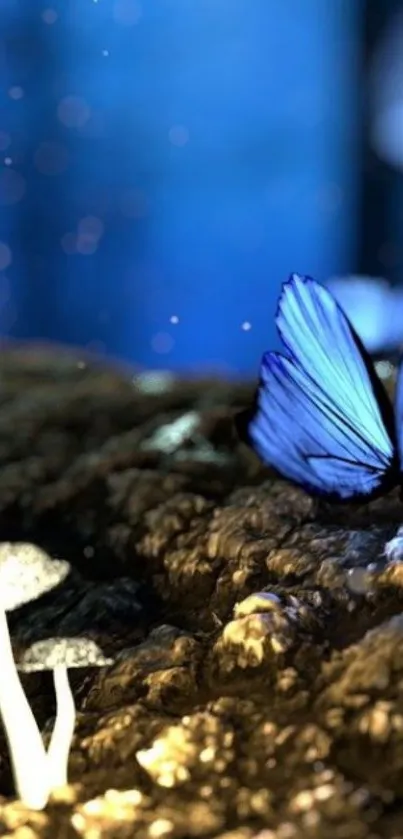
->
xmin=237 ymin=274 xmax=403 ymax=503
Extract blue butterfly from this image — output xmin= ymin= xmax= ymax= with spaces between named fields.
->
xmin=237 ymin=273 xmax=402 ymax=502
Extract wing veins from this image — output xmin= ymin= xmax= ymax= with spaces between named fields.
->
xmin=268 ymin=353 xmax=391 ymax=470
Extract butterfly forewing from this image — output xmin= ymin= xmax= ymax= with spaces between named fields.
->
xmin=277 ymin=275 xmax=394 ymax=461
xmin=241 ymin=274 xmax=397 ymax=500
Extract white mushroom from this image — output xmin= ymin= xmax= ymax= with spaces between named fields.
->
xmin=0 ymin=543 xmax=112 ymax=808
xmin=19 ymin=637 xmax=113 ymax=793
xmin=0 ymin=606 xmax=50 ymax=809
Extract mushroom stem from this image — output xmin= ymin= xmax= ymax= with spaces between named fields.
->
xmin=47 ymin=664 xmax=76 ymax=789
xmin=0 ymin=607 xmax=49 ymax=810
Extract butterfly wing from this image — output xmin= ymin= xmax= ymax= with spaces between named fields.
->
xmin=237 ymin=273 xmax=397 ymax=500
xmin=394 ymin=358 xmax=403 ymax=475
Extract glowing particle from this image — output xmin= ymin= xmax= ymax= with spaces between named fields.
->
xmin=0 ymin=243 xmax=12 ymax=271
xmin=170 ymin=315 xmax=179 ymax=324
xmin=41 ymin=8 xmax=58 ymax=24
xmin=8 ymin=87 xmax=24 ymax=101
xmin=102 ymin=49 xmax=109 ymax=56
xmin=57 ymin=96 xmax=91 ymax=129
xmin=168 ymin=125 xmax=189 ymax=147
xmin=4 ymin=157 xmax=12 ymax=166
xmin=241 ymin=321 xmax=252 ymax=331
xmin=151 ymin=332 xmax=174 ymax=354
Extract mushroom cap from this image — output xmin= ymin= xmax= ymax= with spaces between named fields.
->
xmin=18 ymin=637 xmax=113 ymax=672
xmin=0 ymin=543 xmax=70 ymax=611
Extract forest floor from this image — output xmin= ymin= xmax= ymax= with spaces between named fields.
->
xmin=0 ymin=346 xmax=403 ymax=839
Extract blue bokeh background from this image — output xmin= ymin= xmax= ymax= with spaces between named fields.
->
xmin=0 ymin=0 xmax=363 ymax=375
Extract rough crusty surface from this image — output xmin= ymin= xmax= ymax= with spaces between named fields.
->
xmin=0 ymin=346 xmax=403 ymax=838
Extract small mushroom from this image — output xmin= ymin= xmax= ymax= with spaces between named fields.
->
xmin=0 ymin=543 xmax=112 ymax=809
xmin=19 ymin=637 xmax=113 ymax=792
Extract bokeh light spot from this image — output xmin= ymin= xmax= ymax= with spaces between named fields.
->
xmin=151 ymin=332 xmax=174 ymax=354
xmin=0 ymin=169 xmax=26 ymax=206
xmin=0 ymin=243 xmax=12 ymax=271
xmin=241 ymin=321 xmax=252 ymax=331
xmin=77 ymin=216 xmax=104 ymax=254
xmin=57 ymin=96 xmax=91 ymax=129
xmin=133 ymin=371 xmax=175 ymax=394
xmin=76 ymin=236 xmax=99 ymax=255
xmin=113 ymin=0 xmax=142 ymax=26
xmin=170 ymin=315 xmax=179 ymax=324
xmin=41 ymin=8 xmax=58 ymax=24
xmin=62 ymin=217 xmax=104 ymax=256
xmin=78 ymin=215 xmax=104 ymax=238
xmin=4 ymin=157 xmax=12 ymax=166
xmin=8 ymin=86 xmax=24 ymax=101
xmin=34 ymin=141 xmax=69 ymax=175
xmin=375 ymin=360 xmax=394 ymax=380
xmin=168 ymin=125 xmax=189 ymax=147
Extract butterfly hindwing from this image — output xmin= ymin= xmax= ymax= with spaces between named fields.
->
xmin=238 ymin=273 xmax=398 ymax=500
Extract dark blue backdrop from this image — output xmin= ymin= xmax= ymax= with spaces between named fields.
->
xmin=0 ymin=0 xmax=361 ymax=375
